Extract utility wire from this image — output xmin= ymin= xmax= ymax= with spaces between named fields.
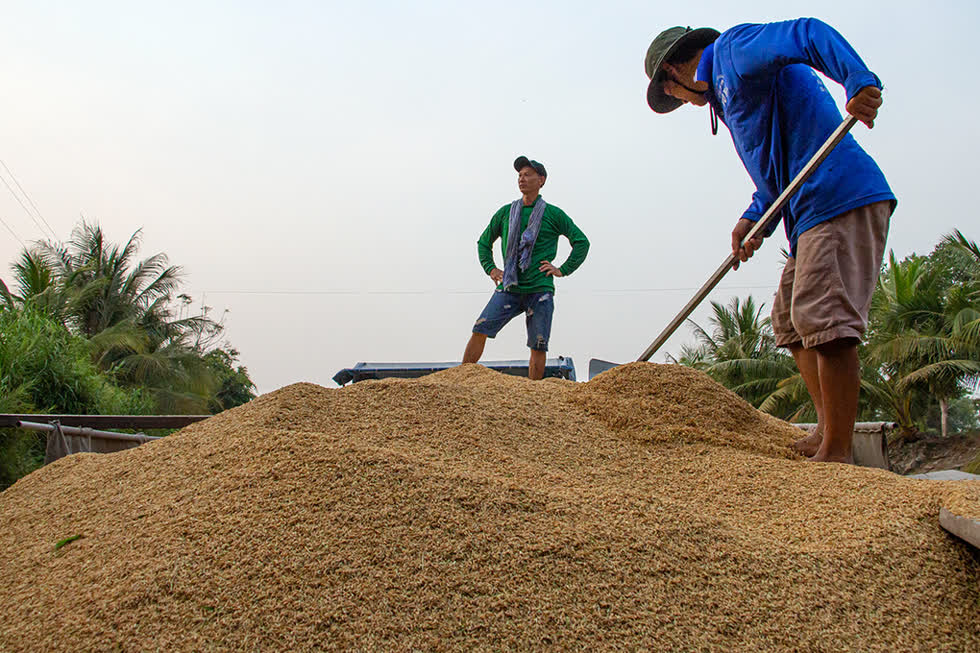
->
xmin=0 ymin=169 xmax=54 ymax=241
xmin=0 ymin=160 xmax=56 ymax=238
xmin=0 ymin=214 xmax=26 ymax=247
xmin=203 ymin=284 xmax=778 ymax=296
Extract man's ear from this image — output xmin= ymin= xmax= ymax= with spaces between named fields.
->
xmin=540 ymin=178 xmax=546 ymax=187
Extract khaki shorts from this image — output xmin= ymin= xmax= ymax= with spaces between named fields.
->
xmin=771 ymin=200 xmax=893 ymax=349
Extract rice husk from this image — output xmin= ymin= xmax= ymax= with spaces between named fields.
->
xmin=1 ymin=362 xmax=977 ymax=651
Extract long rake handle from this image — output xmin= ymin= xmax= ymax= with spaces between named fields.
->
xmin=638 ymin=115 xmax=859 ymax=362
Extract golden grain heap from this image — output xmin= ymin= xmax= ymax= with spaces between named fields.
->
xmin=1 ymin=363 xmax=978 ymax=651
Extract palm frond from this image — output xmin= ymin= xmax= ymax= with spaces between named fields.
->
xmin=942 ymin=229 xmax=980 ymax=263
xmin=900 ymin=359 xmax=980 ymax=391
xmin=0 ymin=279 xmax=16 ymax=311
xmin=12 ymin=249 xmax=55 ymax=298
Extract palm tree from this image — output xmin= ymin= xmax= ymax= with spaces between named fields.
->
xmin=89 ymin=308 xmax=229 ymax=413
xmin=670 ymin=296 xmax=806 ymax=419
xmin=3 ymin=221 xmax=238 ymax=414
xmin=858 ymin=362 xmax=918 ymax=433
xmin=1 ymin=249 xmax=71 ymax=319
xmin=867 ymin=243 xmax=980 ymax=437
xmin=35 ymin=221 xmax=184 ymax=337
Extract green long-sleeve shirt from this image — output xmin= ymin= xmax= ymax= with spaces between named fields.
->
xmin=477 ymin=200 xmax=590 ymax=294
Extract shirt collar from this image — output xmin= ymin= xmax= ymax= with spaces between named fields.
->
xmin=695 ymin=42 xmax=714 ymax=87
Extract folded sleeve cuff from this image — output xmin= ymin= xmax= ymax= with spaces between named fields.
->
xmin=843 ymin=71 xmax=882 ymax=102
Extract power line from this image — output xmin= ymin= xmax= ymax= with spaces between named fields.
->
xmin=202 ymin=284 xmax=778 ymax=296
xmin=0 ymin=214 xmax=25 ymax=248
xmin=0 ymin=160 xmax=56 ymax=238
xmin=0 ymin=167 xmax=55 ymax=241
xmin=206 ymin=289 xmax=482 ymax=296
xmin=572 ymin=284 xmax=779 ymax=294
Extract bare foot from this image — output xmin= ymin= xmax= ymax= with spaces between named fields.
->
xmin=791 ymin=429 xmax=822 ymax=457
xmin=807 ymin=450 xmax=854 ymax=465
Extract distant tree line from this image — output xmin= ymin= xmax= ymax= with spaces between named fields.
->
xmin=0 ymin=221 xmax=256 ymax=488
xmin=4 ymin=223 xmax=977 ymax=487
xmin=670 ymin=230 xmax=980 ymax=442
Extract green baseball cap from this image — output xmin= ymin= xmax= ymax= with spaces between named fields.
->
xmin=644 ymin=26 xmax=720 ymax=113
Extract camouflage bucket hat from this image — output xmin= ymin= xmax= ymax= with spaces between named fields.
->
xmin=644 ymin=26 xmax=720 ymax=113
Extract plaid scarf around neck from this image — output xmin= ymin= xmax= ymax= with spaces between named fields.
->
xmin=502 ymin=196 xmax=547 ymax=290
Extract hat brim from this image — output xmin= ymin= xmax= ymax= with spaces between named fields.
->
xmin=513 ymin=155 xmax=546 ymax=177
xmin=646 ymin=27 xmax=720 ymax=113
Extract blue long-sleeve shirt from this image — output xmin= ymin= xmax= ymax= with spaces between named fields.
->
xmin=697 ymin=18 xmax=895 ymax=255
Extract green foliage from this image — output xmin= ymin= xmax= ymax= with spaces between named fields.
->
xmin=865 ymin=233 xmax=980 ymax=436
xmin=931 ymin=230 xmax=980 ymax=293
xmin=203 ymin=347 xmax=257 ymax=413
xmin=2 ymin=220 xmax=257 ymax=416
xmin=0 ymin=377 xmax=40 ymax=489
xmin=674 ymin=229 xmax=980 ymax=439
xmin=964 ymin=449 xmax=980 ymax=475
xmin=0 ymin=279 xmax=16 ymax=311
xmin=0 ymin=306 xmax=151 ymax=488
xmin=0 ymin=219 xmax=257 ymax=487
xmin=923 ymin=397 xmax=980 ymax=434
xmin=34 ymin=222 xmax=183 ymax=338
xmin=0 ymin=307 xmax=148 ymax=415
xmin=669 ymin=296 xmax=805 ymax=420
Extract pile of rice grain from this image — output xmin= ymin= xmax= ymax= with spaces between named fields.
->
xmin=1 ymin=362 xmax=977 ymax=651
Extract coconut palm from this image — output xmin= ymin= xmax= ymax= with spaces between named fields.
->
xmin=3 ymin=221 xmax=245 ymax=414
xmin=867 ymin=243 xmax=980 ymax=437
xmin=35 ymin=221 xmax=184 ymax=337
xmin=671 ymin=296 xmax=806 ymax=419
xmin=857 ymin=362 xmax=919 ymax=433
xmin=90 ymin=310 xmax=228 ymax=413
xmin=1 ymin=249 xmax=72 ymax=318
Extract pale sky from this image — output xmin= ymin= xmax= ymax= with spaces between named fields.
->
xmin=1 ymin=1 xmax=977 ymax=393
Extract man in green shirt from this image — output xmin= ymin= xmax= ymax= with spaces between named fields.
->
xmin=462 ymin=156 xmax=590 ymax=380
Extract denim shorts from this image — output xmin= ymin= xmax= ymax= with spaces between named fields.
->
xmin=472 ymin=290 xmax=554 ymax=351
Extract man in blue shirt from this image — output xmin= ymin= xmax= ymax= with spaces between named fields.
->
xmin=644 ymin=19 xmax=896 ymax=464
